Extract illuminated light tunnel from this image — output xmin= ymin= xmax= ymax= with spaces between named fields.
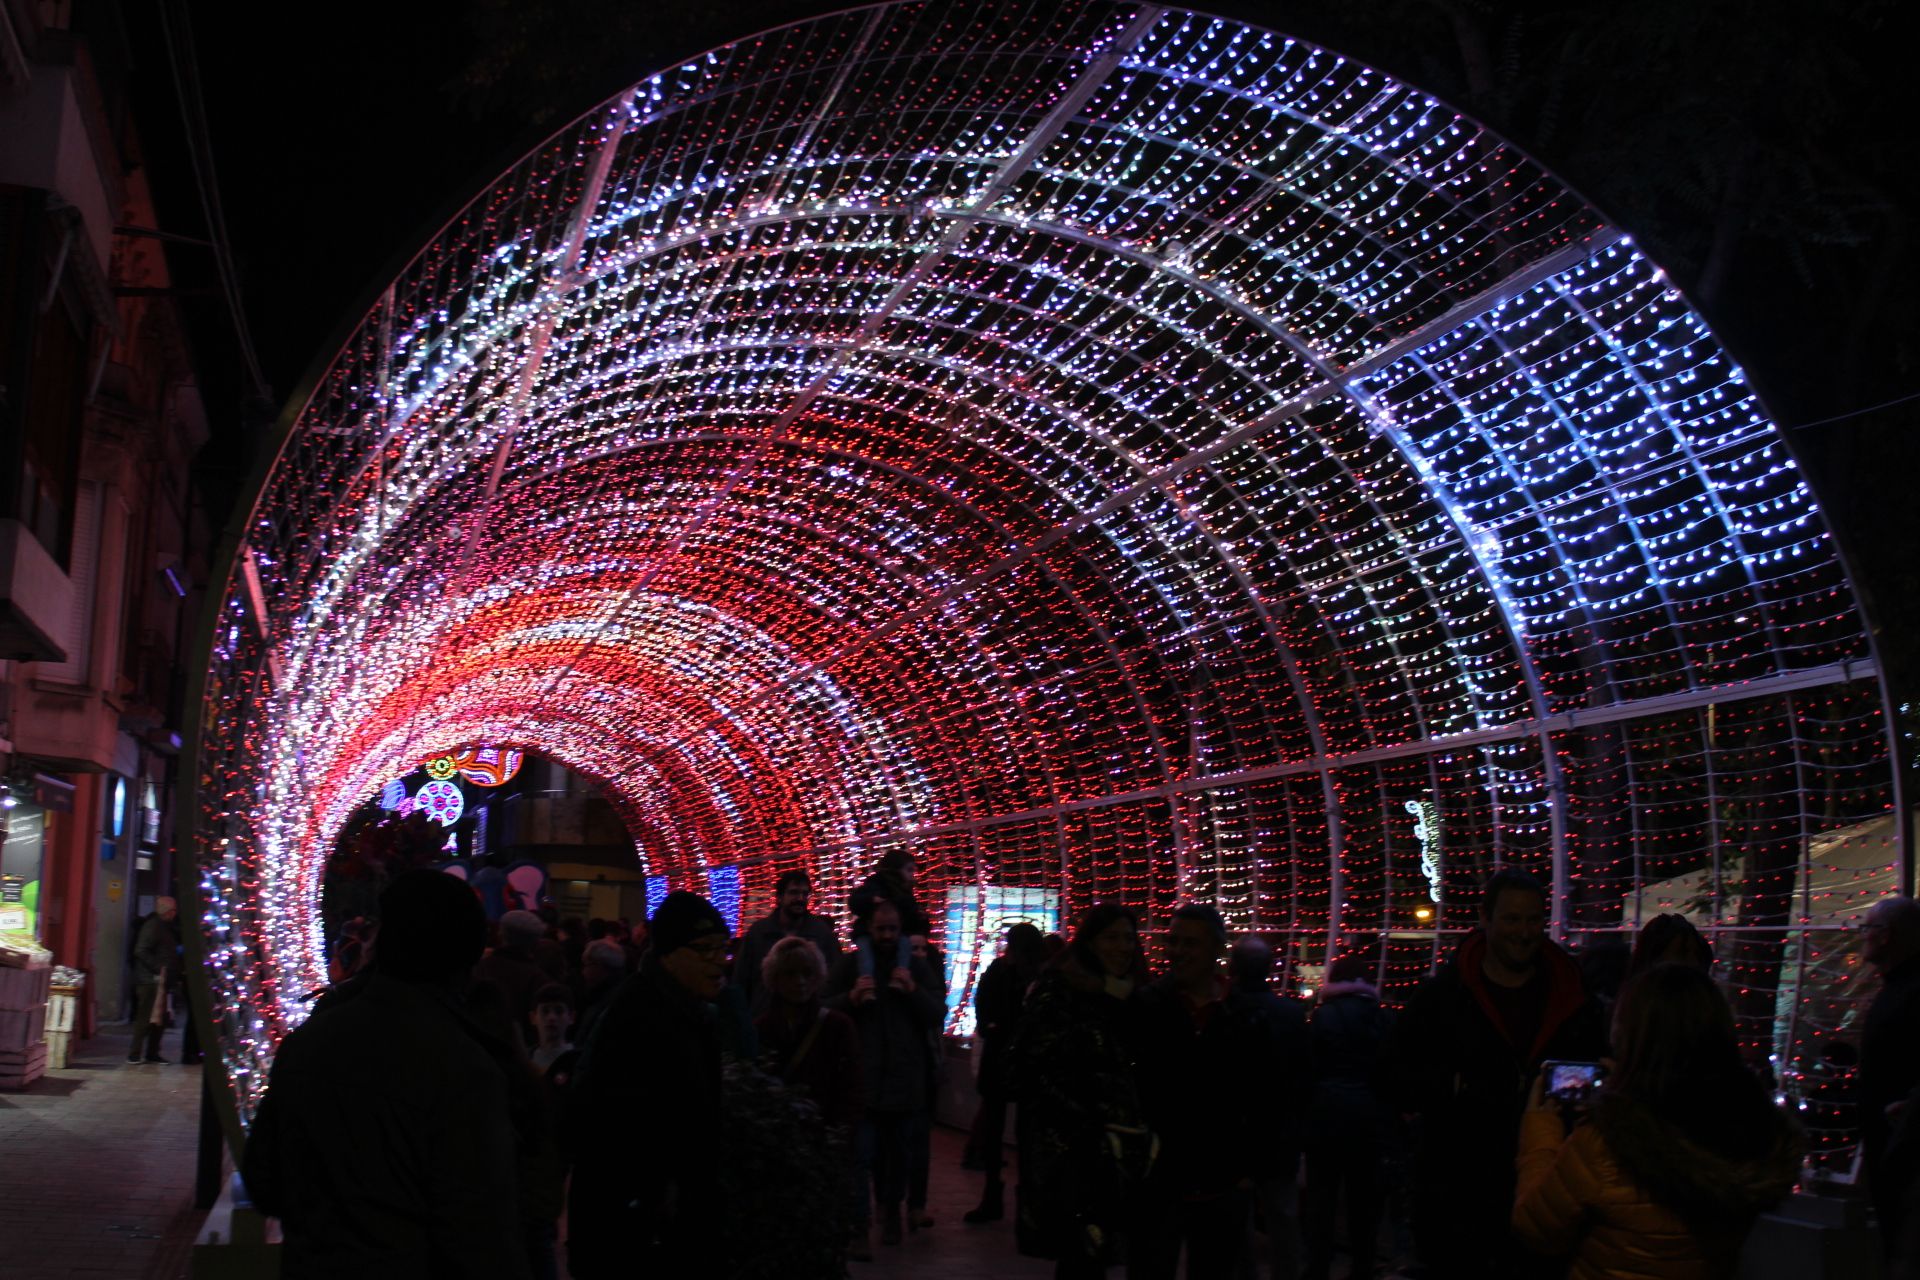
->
xmin=185 ymin=0 xmax=1902 ymax=1145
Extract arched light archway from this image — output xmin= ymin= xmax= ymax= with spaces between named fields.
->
xmin=186 ymin=0 xmax=1900 ymax=1134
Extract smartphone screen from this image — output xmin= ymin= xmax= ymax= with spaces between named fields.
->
xmin=1545 ymin=1060 xmax=1603 ymax=1101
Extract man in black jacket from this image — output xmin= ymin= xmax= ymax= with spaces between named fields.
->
xmin=848 ymin=851 xmax=932 ymax=939
xmin=735 ymin=870 xmax=842 ymax=1011
xmin=1391 ymin=868 xmax=1606 ymax=1279
xmin=1861 ymin=894 xmax=1920 ymax=1260
xmin=1228 ymin=936 xmax=1309 ymax=1280
xmin=127 ymin=897 xmax=179 ymax=1063
xmin=242 ymin=871 xmax=528 ymax=1279
xmin=567 ymin=891 xmax=728 ymax=1277
xmin=1133 ymin=904 xmax=1270 ymax=1280
xmin=827 ymin=897 xmax=944 ymax=1253
xmin=1302 ymin=955 xmax=1394 ymax=1280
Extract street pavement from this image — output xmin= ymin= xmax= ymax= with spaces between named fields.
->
xmin=0 ymin=1024 xmax=1153 ymax=1280
xmin=0 ymin=1022 xmax=209 ymax=1280
xmin=0 ymin=1019 xmax=1047 ymax=1280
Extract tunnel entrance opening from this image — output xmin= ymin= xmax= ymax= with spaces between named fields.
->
xmin=182 ymin=0 xmax=1902 ymax=1175
xmin=321 ymin=749 xmax=650 ymax=942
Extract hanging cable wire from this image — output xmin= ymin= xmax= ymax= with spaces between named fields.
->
xmin=155 ymin=0 xmax=271 ymax=404
xmin=1790 ymin=386 xmax=1920 ymax=430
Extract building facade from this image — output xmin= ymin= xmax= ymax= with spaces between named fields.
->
xmin=1 ymin=2 xmax=213 ymax=1036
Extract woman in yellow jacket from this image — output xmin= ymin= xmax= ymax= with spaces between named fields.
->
xmin=1512 ymin=963 xmax=1802 ymax=1279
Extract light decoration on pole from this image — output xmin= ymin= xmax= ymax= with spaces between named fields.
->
xmin=185 ymin=0 xmax=1899 ymax=1175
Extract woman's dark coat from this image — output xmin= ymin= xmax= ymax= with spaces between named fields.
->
xmin=1011 ymin=953 xmax=1147 ymax=1265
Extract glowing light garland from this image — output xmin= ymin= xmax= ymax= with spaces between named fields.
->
xmin=188 ymin=0 xmax=1897 ymax=1172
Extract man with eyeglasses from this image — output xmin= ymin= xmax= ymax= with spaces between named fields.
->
xmin=566 ymin=890 xmax=729 ymax=1277
xmin=735 ymin=870 xmax=843 ymax=1013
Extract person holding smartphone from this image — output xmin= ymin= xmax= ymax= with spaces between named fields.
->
xmin=1512 ymin=963 xmax=1801 ymax=1277
xmin=1390 ymin=868 xmax=1607 ymax=1278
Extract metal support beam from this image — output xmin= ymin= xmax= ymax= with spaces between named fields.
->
xmin=792 ymin=656 xmax=1882 ymax=845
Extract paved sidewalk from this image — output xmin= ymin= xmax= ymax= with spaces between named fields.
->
xmin=0 ymin=1022 xmax=211 ymax=1280
xmin=861 ymin=1126 xmax=1053 ymax=1280
xmin=6 ymin=1028 xmax=1305 ymax=1279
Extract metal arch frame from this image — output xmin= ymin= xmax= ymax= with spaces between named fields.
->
xmin=720 ymin=218 xmax=1606 ymax=937
xmin=524 ymin=417 xmax=1262 ymax=912
xmin=182 ymin=1 xmax=1906 ymax=1156
xmin=1541 ymin=265 xmax=1787 ymax=675
xmin=460 ymin=206 xmax=1622 ymax=941
xmin=513 ymin=5 xmax=1169 ymax=720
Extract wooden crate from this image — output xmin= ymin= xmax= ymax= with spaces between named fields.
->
xmin=0 ymin=1003 xmax=46 ymax=1048
xmin=0 ymin=1039 xmax=47 ymax=1089
xmin=0 ymin=965 xmax=52 ymax=1011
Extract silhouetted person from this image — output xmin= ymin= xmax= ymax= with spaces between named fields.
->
xmin=965 ymin=921 xmax=1048 ymax=1224
xmin=1513 ymin=963 xmax=1800 ymax=1273
xmin=1133 ymin=904 xmax=1269 ymax=1279
xmin=756 ymin=936 xmax=863 ymax=1128
xmin=1302 ymin=955 xmax=1393 ymax=1280
xmin=1627 ymin=912 xmax=1713 ymax=977
xmin=827 ymin=897 xmax=943 ymax=1254
xmin=527 ymin=983 xmax=573 ymax=1073
xmin=242 ymin=870 xmax=528 ymax=1279
xmin=1392 ymin=868 xmax=1606 ymax=1278
xmin=906 ymin=930 xmax=948 ymax=1231
xmin=1014 ymin=902 xmax=1151 ymax=1279
xmin=127 ymin=896 xmax=178 ymax=1063
xmin=735 ymin=870 xmax=843 ymax=1011
xmin=1228 ymin=936 xmax=1308 ymax=1280
xmin=848 ymin=849 xmax=932 ymax=939
xmin=570 ymin=937 xmax=626 ymax=1050
xmin=466 ymin=978 xmax=567 ymax=1280
xmin=478 ymin=909 xmax=551 ymax=1043
xmin=1862 ymin=895 xmax=1920 ymax=1261
xmin=566 ymin=890 xmax=728 ymax=1276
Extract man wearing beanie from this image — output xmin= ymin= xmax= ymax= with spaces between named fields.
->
xmin=567 ymin=890 xmax=729 ymax=1276
xmin=243 ymin=870 xmax=527 ymax=1278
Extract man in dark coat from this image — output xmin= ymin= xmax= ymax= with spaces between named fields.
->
xmin=1861 ymin=895 xmax=1920 ymax=1260
xmin=566 ymin=891 xmax=728 ymax=1277
xmin=734 ymin=870 xmax=842 ymax=1011
xmin=569 ymin=937 xmax=626 ymax=1052
xmin=128 ymin=896 xmax=179 ymax=1063
xmin=1303 ymin=955 xmax=1394 ymax=1280
xmin=826 ymin=897 xmax=944 ymax=1250
xmin=1132 ymin=904 xmax=1271 ymax=1280
xmin=1391 ymin=868 xmax=1607 ymax=1279
xmin=242 ymin=871 xmax=528 ymax=1279
xmin=1227 ymin=935 xmax=1309 ymax=1280
xmin=476 ymin=909 xmax=551 ymax=1043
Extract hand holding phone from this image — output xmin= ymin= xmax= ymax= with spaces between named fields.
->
xmin=1541 ymin=1059 xmax=1606 ymax=1110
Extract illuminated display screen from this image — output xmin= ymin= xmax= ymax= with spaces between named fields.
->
xmin=185 ymin=0 xmax=1896 ymax=1171
xmin=943 ymin=884 xmax=1061 ymax=1036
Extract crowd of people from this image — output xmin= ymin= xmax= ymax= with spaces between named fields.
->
xmin=238 ymin=852 xmax=1920 ymax=1280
